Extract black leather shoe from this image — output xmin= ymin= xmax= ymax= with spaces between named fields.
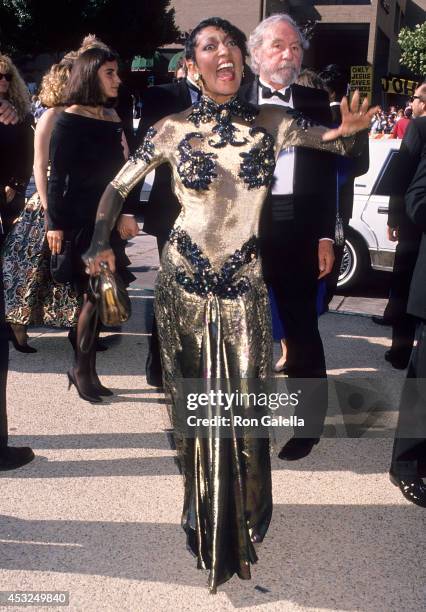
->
xmin=8 ymin=325 xmax=37 ymax=353
xmin=91 ymin=381 xmax=113 ymax=397
xmin=0 ymin=446 xmax=35 ymax=471
xmin=371 ymin=315 xmax=392 ymax=326
xmin=278 ymin=437 xmax=319 ymax=461
xmin=384 ymin=350 xmax=410 ymax=370
xmin=250 ymin=531 xmax=264 ymax=544
xmin=389 ymin=470 xmax=426 ymax=508
xmin=67 ymin=370 xmax=102 ymax=404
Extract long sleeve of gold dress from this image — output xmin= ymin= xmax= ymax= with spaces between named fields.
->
xmin=87 ymin=95 xmax=365 ymax=592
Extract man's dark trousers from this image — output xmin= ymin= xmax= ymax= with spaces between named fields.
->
xmin=261 ymin=197 xmax=328 ymax=435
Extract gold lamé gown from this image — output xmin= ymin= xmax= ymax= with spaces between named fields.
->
xmin=109 ymin=96 xmax=359 ymax=592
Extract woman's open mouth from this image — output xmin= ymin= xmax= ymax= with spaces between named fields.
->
xmin=216 ymin=62 xmax=235 ymax=81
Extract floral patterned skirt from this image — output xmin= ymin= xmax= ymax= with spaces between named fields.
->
xmin=2 ymin=193 xmax=81 ymax=327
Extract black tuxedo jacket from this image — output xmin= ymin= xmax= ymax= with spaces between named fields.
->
xmin=406 ymin=148 xmax=426 ymax=320
xmin=133 ymin=80 xmax=194 ymax=237
xmin=239 ymin=79 xmax=337 ymax=240
xmin=388 ymin=117 xmax=426 ymax=229
xmin=331 ymin=104 xmax=369 ymax=225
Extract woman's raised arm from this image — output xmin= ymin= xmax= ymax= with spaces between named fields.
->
xmin=279 ymin=90 xmax=377 ymax=158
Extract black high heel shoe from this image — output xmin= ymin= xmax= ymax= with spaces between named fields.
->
xmin=90 ymin=378 xmax=113 ymax=397
xmin=9 ymin=324 xmax=37 ymax=353
xmin=67 ymin=370 xmax=102 ymax=404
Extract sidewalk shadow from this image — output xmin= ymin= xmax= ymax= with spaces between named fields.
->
xmin=0 ymin=454 xmax=177 ymax=478
xmin=0 ymin=503 xmax=424 ymax=611
xmin=6 ymin=433 xmax=171 ymax=450
xmin=0 ymin=438 xmax=400 ymax=478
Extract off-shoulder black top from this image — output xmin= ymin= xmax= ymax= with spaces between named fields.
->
xmin=47 ymin=112 xmax=125 ymax=232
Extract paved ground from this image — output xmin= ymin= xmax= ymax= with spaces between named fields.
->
xmin=1 ymin=231 xmax=425 ymax=612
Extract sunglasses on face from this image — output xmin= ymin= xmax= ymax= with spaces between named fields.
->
xmin=0 ymin=73 xmax=12 ymax=82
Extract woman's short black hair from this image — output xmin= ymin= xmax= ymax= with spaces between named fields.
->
xmin=64 ymin=46 xmax=119 ymax=106
xmin=185 ymin=17 xmax=247 ymax=62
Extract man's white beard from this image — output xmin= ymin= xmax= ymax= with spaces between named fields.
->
xmin=263 ymin=64 xmax=299 ymax=88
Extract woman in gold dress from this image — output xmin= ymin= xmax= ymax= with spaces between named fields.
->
xmin=85 ymin=18 xmax=375 ymax=593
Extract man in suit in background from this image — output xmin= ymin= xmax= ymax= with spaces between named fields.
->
xmin=0 ymin=96 xmax=34 ymax=470
xmin=242 ymin=13 xmax=337 ymax=460
xmin=0 ymin=219 xmax=34 ymax=471
xmin=133 ymin=60 xmax=201 ymax=386
xmin=319 ymin=64 xmax=370 ymax=303
xmin=372 ymin=84 xmax=426 ymax=369
xmin=390 ymin=118 xmax=426 ymax=507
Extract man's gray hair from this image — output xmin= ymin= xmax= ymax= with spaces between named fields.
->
xmin=248 ymin=14 xmax=309 ymax=75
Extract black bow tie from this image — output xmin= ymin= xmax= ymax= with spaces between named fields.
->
xmin=261 ymin=85 xmax=291 ymax=103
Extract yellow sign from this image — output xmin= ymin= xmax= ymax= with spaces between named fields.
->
xmin=381 ymin=76 xmax=420 ymax=95
xmin=350 ymin=65 xmax=373 ymax=103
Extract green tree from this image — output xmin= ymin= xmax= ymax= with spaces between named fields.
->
xmin=0 ymin=0 xmax=96 ymax=55
xmin=0 ymin=0 xmax=179 ymax=59
xmin=398 ymin=22 xmax=426 ymax=78
xmin=87 ymin=0 xmax=179 ymax=60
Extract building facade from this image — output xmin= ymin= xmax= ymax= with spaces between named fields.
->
xmin=170 ymin=0 xmax=425 ymax=104
xmin=169 ymin=0 xmax=264 ymax=38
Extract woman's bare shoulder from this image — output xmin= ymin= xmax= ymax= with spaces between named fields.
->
xmin=35 ymin=106 xmax=62 ymax=134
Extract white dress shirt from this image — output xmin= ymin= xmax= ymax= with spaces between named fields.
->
xmin=258 ymin=79 xmax=295 ymax=196
xmin=258 ymin=80 xmax=333 ymax=243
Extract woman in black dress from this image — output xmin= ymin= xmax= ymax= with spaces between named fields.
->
xmin=47 ymin=46 xmax=137 ymax=403
xmin=2 ymin=58 xmax=81 ymax=353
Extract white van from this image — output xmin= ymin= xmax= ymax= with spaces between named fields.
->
xmin=338 ymin=139 xmax=401 ymax=288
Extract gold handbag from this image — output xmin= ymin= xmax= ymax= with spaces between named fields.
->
xmin=90 ymin=262 xmax=131 ymax=327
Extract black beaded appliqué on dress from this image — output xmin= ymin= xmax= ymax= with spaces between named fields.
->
xmin=285 ymin=108 xmax=319 ymax=131
xmin=177 ymin=132 xmax=218 ymax=190
xmin=169 ymin=227 xmax=258 ymax=299
xmin=188 ymin=96 xmax=257 ymax=149
xmin=239 ymin=127 xmax=276 ymax=189
xmin=129 ymin=127 xmax=157 ymax=164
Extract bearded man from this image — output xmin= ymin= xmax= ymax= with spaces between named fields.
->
xmin=241 ymin=14 xmax=337 ymax=460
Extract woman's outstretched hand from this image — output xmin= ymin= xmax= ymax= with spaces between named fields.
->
xmin=322 ymin=90 xmax=379 ymax=142
xmin=86 ymin=249 xmax=116 ymax=275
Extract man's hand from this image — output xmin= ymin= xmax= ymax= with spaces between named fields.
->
xmin=0 ymin=100 xmax=18 ymax=125
xmin=387 ymin=225 xmax=399 ymax=242
xmin=4 ymin=186 xmax=16 ymax=203
xmin=117 ymin=215 xmax=139 ymax=240
xmin=318 ymin=240 xmax=335 ymax=279
xmin=46 ymin=230 xmax=64 ymax=255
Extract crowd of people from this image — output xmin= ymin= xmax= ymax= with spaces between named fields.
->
xmin=0 ymin=12 xmax=425 ymax=594
xmin=370 ymin=104 xmax=413 ymax=138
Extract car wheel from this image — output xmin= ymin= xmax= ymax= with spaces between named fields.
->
xmin=337 ymin=234 xmax=369 ymax=289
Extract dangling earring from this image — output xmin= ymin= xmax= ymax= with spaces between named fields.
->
xmin=194 ymin=72 xmax=201 ymax=83
xmin=242 ymin=67 xmax=245 ymax=79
